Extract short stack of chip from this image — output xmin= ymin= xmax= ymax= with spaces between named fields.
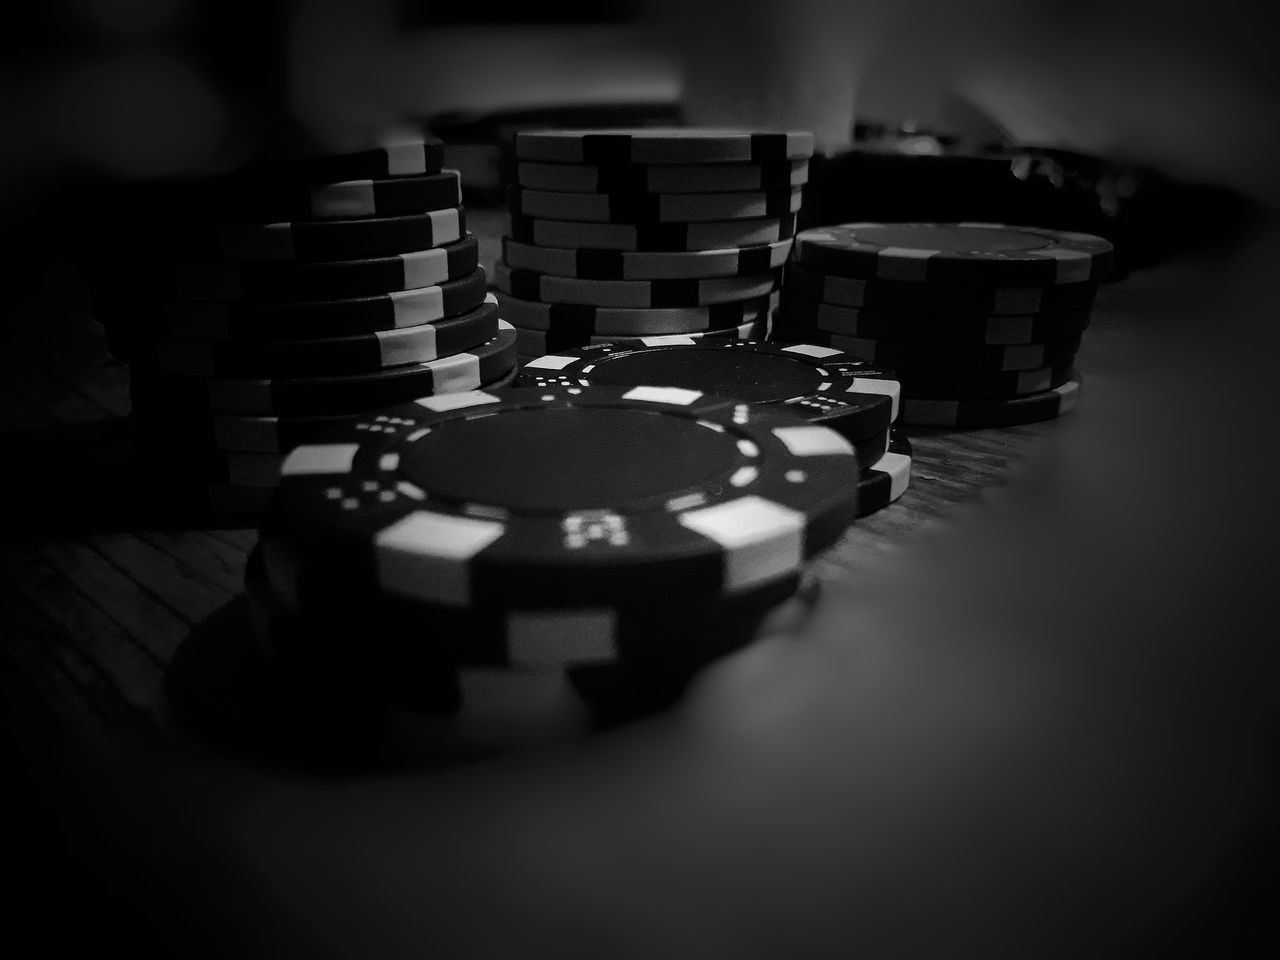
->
xmin=517 ymin=340 xmax=912 ymax=518
xmin=770 ymin=223 xmax=1114 ymax=427
xmin=248 ymin=384 xmax=858 ymax=753
xmin=493 ymin=128 xmax=815 ymax=362
xmin=84 ymin=131 xmax=518 ymax=514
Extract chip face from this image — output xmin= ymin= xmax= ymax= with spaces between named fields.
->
xmin=793 ymin=222 xmax=1114 ymax=285
xmin=516 ymin=340 xmax=901 ymax=440
xmin=273 ymin=385 xmax=860 ymax=610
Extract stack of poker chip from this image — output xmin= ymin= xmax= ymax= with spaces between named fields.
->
xmin=770 ymin=223 xmax=1114 ymax=427
xmin=86 ymin=132 xmax=517 ymax=515
xmin=249 ymin=384 xmax=856 ymax=752
xmin=518 ymin=339 xmax=912 ymax=518
xmin=493 ymin=128 xmax=815 ymax=362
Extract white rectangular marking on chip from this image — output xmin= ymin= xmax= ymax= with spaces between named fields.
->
xmin=415 ymin=390 xmax=501 ymax=413
xmin=310 ymin=181 xmax=374 ymax=218
xmin=851 ymin=378 xmax=901 ymax=420
xmin=379 ymin=325 xmax=435 ymax=365
xmin=506 ymin=609 xmax=619 ymax=667
xmin=220 ymin=223 xmax=294 ymax=262
xmin=678 ymin=495 xmax=805 ymax=591
xmin=1041 ymin=247 xmax=1092 ymax=283
xmin=433 ymin=354 xmax=481 ymax=393
xmin=876 ymin=452 xmax=912 ymax=498
xmin=638 ymin=335 xmax=697 ymax=345
xmin=281 ymin=443 xmax=359 ymax=476
xmin=390 ymin=286 xmax=444 ymax=327
xmin=524 ymin=354 xmax=578 ymax=371
xmin=402 ymin=248 xmax=449 ymax=288
xmin=782 ymin=343 xmax=843 ymax=360
xmin=428 ymin=207 xmax=463 ymax=244
xmin=384 ymin=140 xmax=428 ymax=176
xmin=773 ymin=425 xmax=854 ymax=457
xmin=375 ymin=511 xmax=505 ymax=606
xmin=623 ymin=385 xmax=702 ymax=406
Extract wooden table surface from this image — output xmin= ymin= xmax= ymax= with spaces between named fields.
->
xmin=1 ymin=202 xmax=1227 ymax=957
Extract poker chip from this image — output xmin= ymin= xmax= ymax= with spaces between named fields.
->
xmin=496 ymin=291 xmax=774 ymax=337
xmin=262 ymin=130 xmax=445 ymax=182
xmin=255 ymin=536 xmax=810 ymax=676
xmin=135 ymin=320 xmax=517 ymax=415
xmin=509 ymin=214 xmax=797 ymax=252
xmin=246 ymin=543 xmax=819 ymax=745
xmin=900 ymin=377 xmax=1082 ymax=427
xmin=518 ymin=339 xmax=900 ymax=441
xmin=493 ymin=261 xmax=781 ymax=309
xmin=894 ymin=361 xmax=1076 ymax=401
xmin=781 ymin=261 xmax=1098 ymax=315
xmin=165 ymin=207 xmax=466 ymax=264
xmin=513 ymin=129 xmax=815 ymax=165
xmin=501 ymin=238 xmax=792 ymax=281
xmin=507 ymin=186 xmax=804 ymax=223
xmin=271 ymin=384 xmax=860 ymax=611
xmin=515 ymin=159 xmax=810 ymax=194
xmin=792 ymin=222 xmax=1114 ymax=286
xmin=146 ymin=300 xmax=499 ymax=377
xmin=137 ymin=360 xmax=521 ymax=454
xmin=168 ymin=235 xmax=481 ymax=302
xmin=856 ymin=434 xmax=912 ymax=518
xmin=514 ymin=318 xmax=765 ymax=358
xmin=158 ymin=275 xmax=492 ymax=342
xmin=160 ymin=169 xmax=463 ymax=222
xmin=774 ymin=292 xmax=1093 ymax=346
xmin=768 ymin=324 xmax=1082 ymax=373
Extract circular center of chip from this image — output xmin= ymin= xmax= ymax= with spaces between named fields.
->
xmin=585 ymin=348 xmax=821 ymax=403
xmin=849 ymin=224 xmax=1046 ymax=254
xmin=399 ymin=407 xmax=742 ymax=513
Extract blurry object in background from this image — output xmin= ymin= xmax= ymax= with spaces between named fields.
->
xmin=799 ymin=120 xmax=1259 ymax=277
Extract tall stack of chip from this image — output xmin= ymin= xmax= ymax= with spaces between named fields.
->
xmin=84 ymin=132 xmax=518 ymax=514
xmin=249 ymin=384 xmax=858 ymax=754
xmin=494 ymin=129 xmax=814 ymax=361
xmin=770 ymin=223 xmax=1114 ymax=427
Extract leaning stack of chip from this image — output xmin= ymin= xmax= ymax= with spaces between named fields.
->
xmin=770 ymin=223 xmax=1114 ymax=427
xmin=84 ymin=131 xmax=518 ymax=514
xmin=494 ymin=128 xmax=815 ymax=361
xmin=248 ymin=383 xmax=858 ymax=753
